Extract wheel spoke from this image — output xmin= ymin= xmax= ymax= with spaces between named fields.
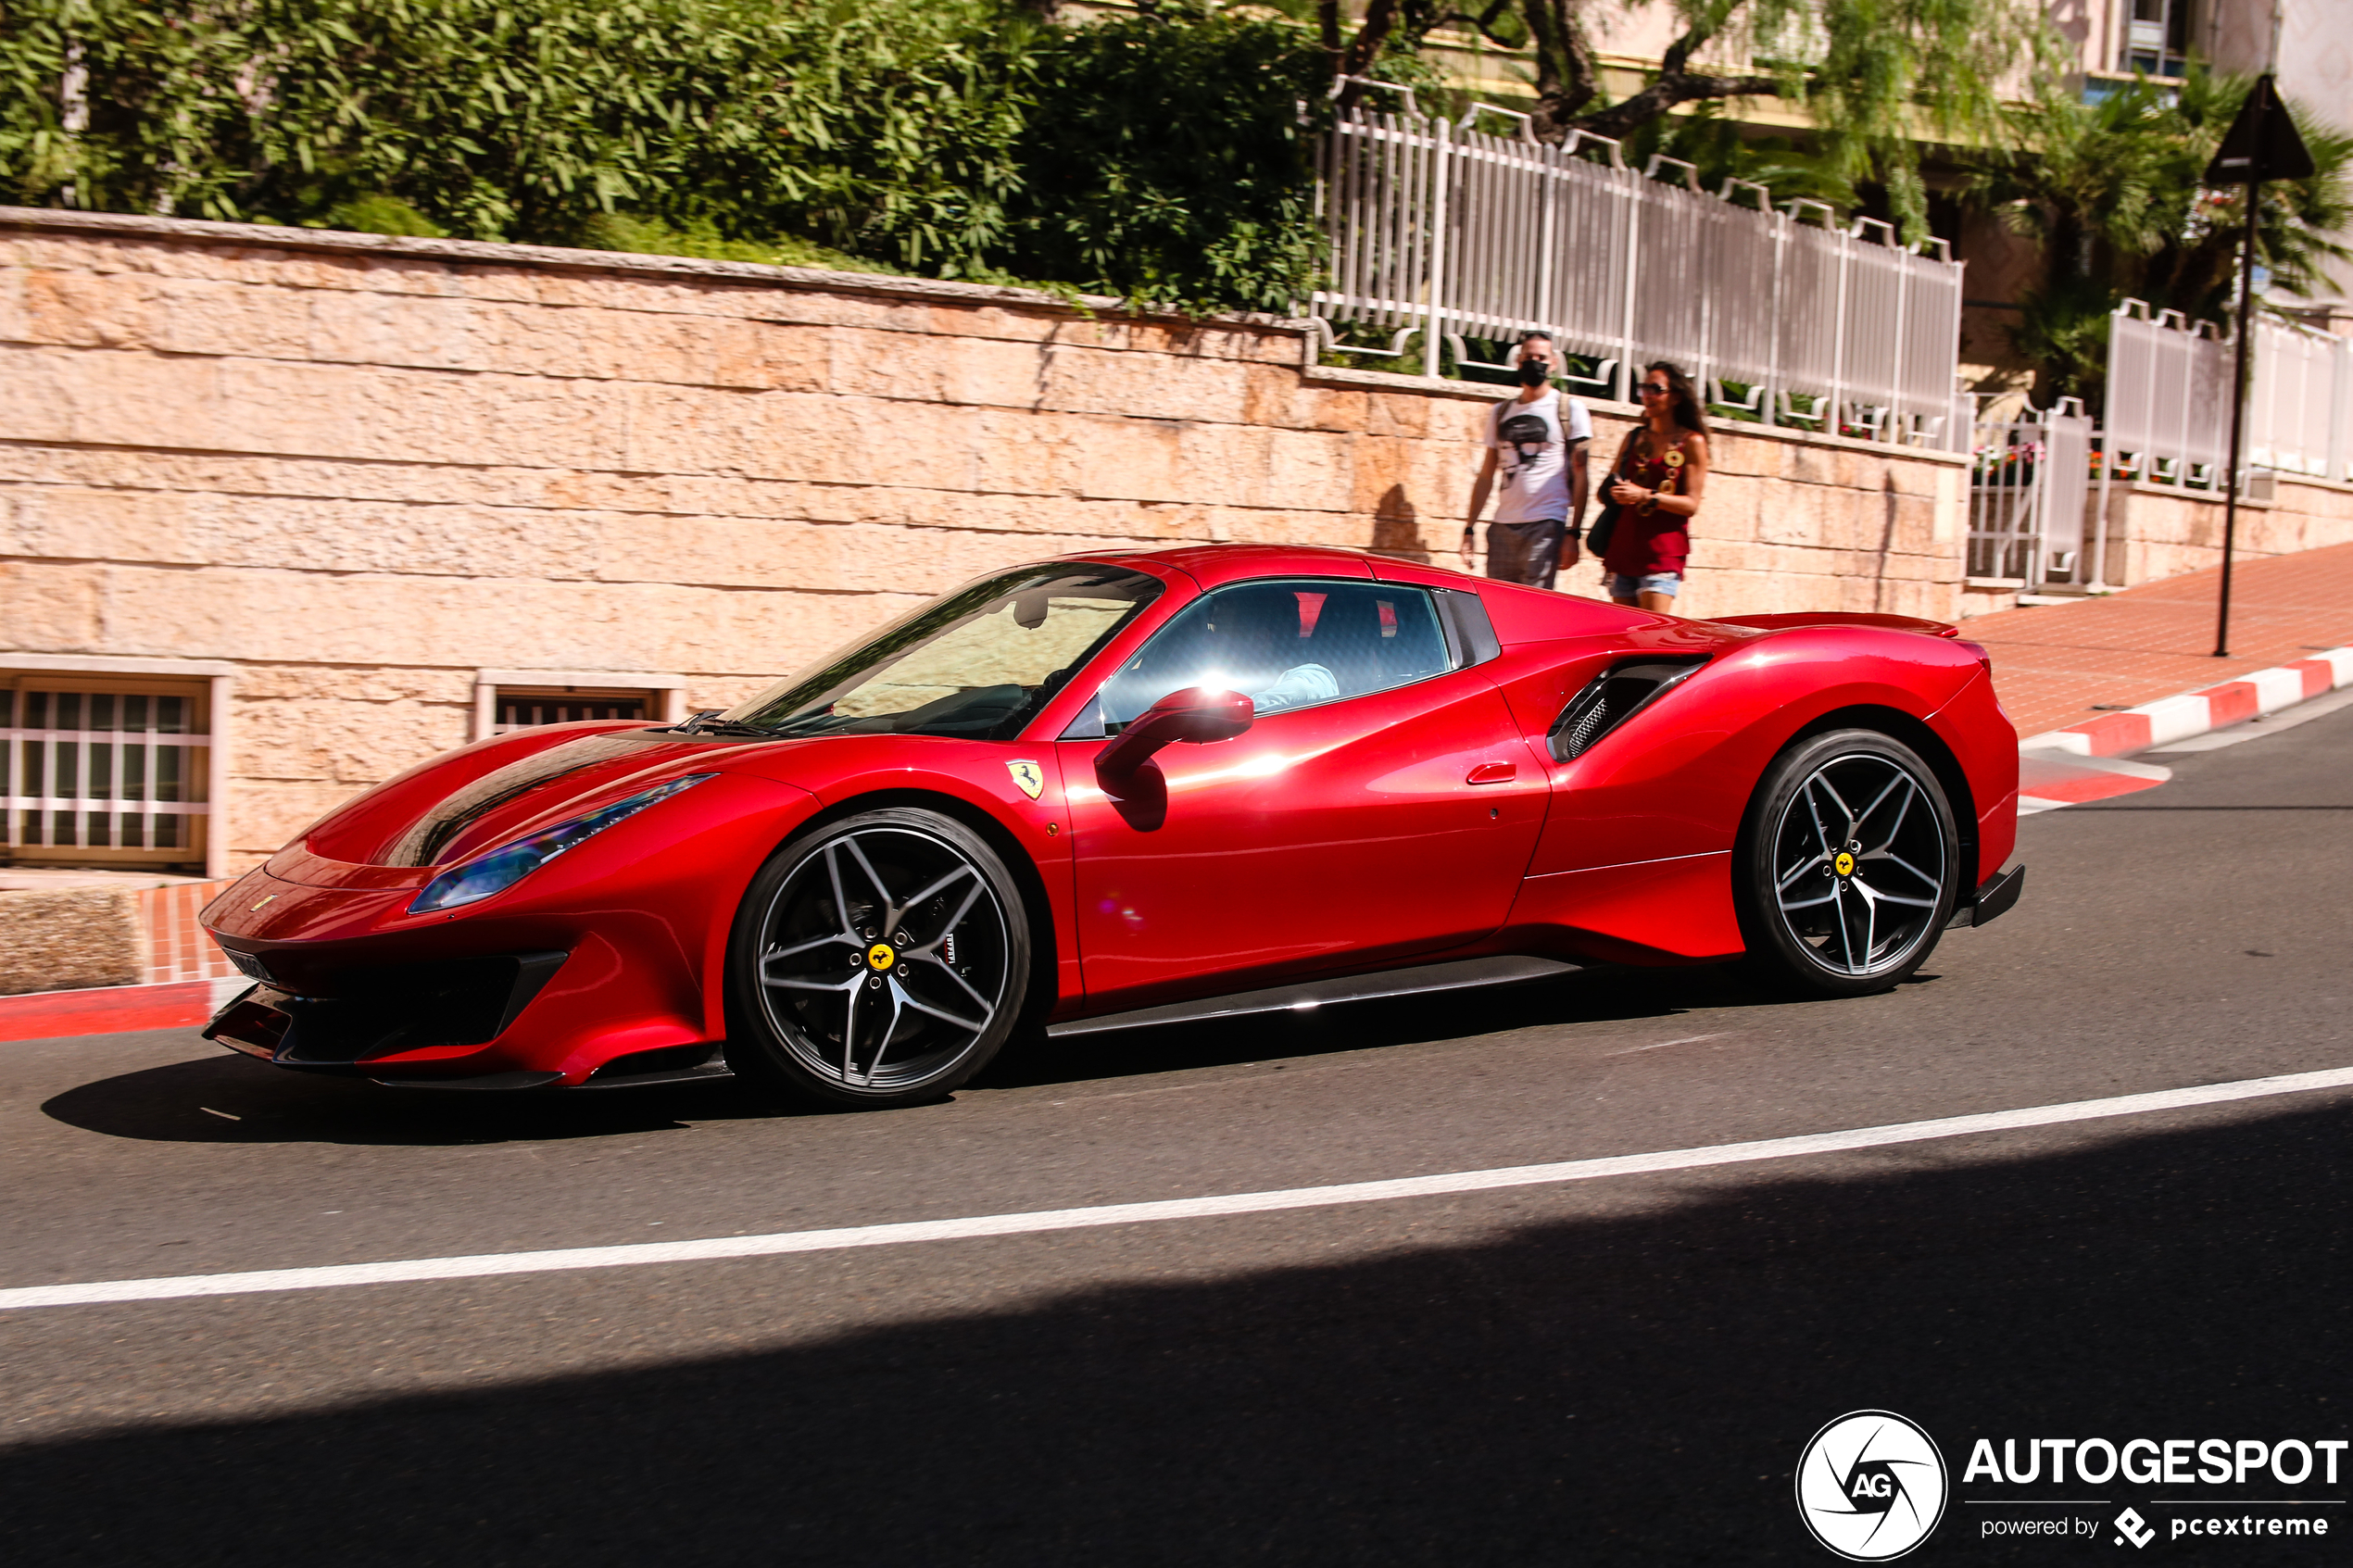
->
xmin=890 ymin=863 xmax=975 ymax=935
xmin=1778 ymin=851 xmax=1824 ymax=892
xmin=842 ymin=835 xmax=898 ymax=922
xmin=1865 ymin=777 xmax=1917 ymax=853
xmin=856 ymin=981 xmax=904 ymax=1084
xmin=911 ymin=951 xmax=994 ymax=1011
xmin=824 ymin=843 xmax=857 ymax=938
xmin=1851 ymin=770 xmax=1906 ymax=840
xmin=893 ymin=978 xmax=986 ymax=1034
xmin=1780 ymin=888 xmax=1839 ymax=912
xmin=1813 ymin=773 xmax=1859 ymax=838
xmin=764 ymin=932 xmax=858 ymax=964
xmin=1850 ymin=876 xmax=1938 ymax=909
xmin=907 ymin=879 xmax=987 ymax=959
xmin=1871 ymin=849 xmax=1943 ymax=893
xmin=839 ymin=975 xmax=866 ymax=1085
xmin=765 ymin=974 xmax=860 ymax=994
xmin=1802 ymin=779 xmax=1838 ymax=858
xmin=1830 ymin=880 xmax=1868 ymax=972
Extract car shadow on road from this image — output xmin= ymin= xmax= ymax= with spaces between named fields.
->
xmin=36 ymin=1055 xmax=778 ymax=1147
xmin=5 ymin=1097 xmax=2347 ymax=1567
xmin=975 ymin=960 xmax=1880 ymax=1091
xmin=39 ymin=965 xmax=1873 ymax=1147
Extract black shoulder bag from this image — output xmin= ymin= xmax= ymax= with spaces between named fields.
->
xmin=1584 ymin=431 xmax=1638 ymax=557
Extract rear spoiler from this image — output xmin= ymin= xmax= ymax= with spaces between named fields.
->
xmin=1711 ymin=612 xmax=1961 ymax=639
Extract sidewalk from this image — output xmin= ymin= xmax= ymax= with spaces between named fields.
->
xmin=1965 ymin=541 xmax=2353 ymax=740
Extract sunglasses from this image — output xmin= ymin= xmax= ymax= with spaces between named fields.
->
xmin=1637 ymin=383 xmax=1672 ymax=396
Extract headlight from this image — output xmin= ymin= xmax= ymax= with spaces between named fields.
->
xmin=409 ymin=774 xmax=715 ymax=915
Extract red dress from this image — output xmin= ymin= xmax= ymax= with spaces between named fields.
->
xmin=1602 ymin=431 xmax=1692 ymax=577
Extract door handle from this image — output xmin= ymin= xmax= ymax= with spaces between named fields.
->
xmin=1466 ymin=761 xmax=1517 ymax=784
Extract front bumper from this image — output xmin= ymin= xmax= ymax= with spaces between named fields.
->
xmin=205 ymin=950 xmax=568 ymax=1079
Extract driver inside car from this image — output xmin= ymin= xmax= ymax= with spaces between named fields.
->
xmin=1202 ymin=591 xmax=1338 ymax=714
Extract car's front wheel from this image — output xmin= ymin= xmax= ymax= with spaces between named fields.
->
xmin=1735 ymin=729 xmax=1961 ymax=997
xmin=726 ymin=808 xmax=1030 ymax=1109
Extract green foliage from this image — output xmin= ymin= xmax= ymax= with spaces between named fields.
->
xmin=0 ymin=0 xmax=1324 ymax=314
xmin=1620 ymin=104 xmax=1860 ymax=213
xmin=1969 ymin=67 xmax=2353 ymax=406
xmin=1414 ymin=0 xmax=2056 ymax=242
xmin=576 ymin=212 xmax=900 ymax=273
xmin=1001 ymin=4 xmax=1327 ymax=313
xmin=317 ymin=193 xmax=447 ymax=237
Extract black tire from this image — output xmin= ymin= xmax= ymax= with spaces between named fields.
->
xmin=725 ymin=808 xmax=1030 ymax=1109
xmin=1734 ymin=729 xmax=1961 ymax=998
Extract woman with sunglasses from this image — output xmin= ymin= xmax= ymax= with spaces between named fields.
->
xmin=1600 ymin=361 xmax=1708 ymax=612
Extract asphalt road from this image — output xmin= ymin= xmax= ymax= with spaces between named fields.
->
xmin=4 ymin=703 xmax=2351 ymax=1565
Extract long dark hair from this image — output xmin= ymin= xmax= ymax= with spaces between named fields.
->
xmin=1642 ymin=360 xmax=1707 ymax=434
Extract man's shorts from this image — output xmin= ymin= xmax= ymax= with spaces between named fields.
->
xmin=1608 ymin=571 xmax=1681 ymax=598
xmin=1487 ymin=518 xmax=1570 ymax=591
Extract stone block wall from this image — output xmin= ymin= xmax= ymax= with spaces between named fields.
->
xmin=0 ymin=209 xmax=1969 ymax=872
xmin=2089 ymin=475 xmax=2353 ymax=586
xmin=0 ymin=887 xmax=142 ymax=995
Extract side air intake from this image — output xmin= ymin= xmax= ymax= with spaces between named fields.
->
xmin=1549 ymin=659 xmax=1706 ymax=761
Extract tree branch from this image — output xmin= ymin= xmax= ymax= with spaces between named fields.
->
xmin=1338 ymin=0 xmax=1403 ymax=86
xmin=1572 ymin=70 xmax=1787 ymax=142
xmin=1524 ymin=0 xmax=1597 ymax=143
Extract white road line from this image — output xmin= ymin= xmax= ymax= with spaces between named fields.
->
xmin=1607 ymin=1032 xmax=1729 ymax=1056
xmin=9 ymin=1063 xmax=2353 ymax=1312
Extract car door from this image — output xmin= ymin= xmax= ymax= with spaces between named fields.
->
xmin=1055 ymin=578 xmax=1550 ymax=1010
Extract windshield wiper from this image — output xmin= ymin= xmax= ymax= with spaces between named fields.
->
xmin=665 ymin=711 xmax=778 ymax=738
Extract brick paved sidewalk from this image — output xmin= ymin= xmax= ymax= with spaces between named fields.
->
xmin=1963 ymin=541 xmax=2353 ymax=740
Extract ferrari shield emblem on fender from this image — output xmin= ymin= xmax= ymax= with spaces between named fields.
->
xmin=1006 ymin=760 xmax=1045 ymax=800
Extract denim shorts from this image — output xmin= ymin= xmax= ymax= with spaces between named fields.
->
xmin=1609 ymin=571 xmax=1681 ymax=598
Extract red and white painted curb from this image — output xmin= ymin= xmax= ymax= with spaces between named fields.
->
xmin=0 ymin=975 xmax=247 ymax=1045
xmin=2015 ymin=644 xmax=2353 ymax=813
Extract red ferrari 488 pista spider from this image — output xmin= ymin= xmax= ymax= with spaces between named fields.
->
xmin=201 ymin=544 xmax=2022 ymax=1108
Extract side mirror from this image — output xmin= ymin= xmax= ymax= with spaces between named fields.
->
xmin=1095 ymin=686 xmax=1253 ymax=784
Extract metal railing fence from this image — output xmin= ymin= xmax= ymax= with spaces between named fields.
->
xmin=2105 ymin=299 xmax=2353 ymax=488
xmin=1312 ymin=89 xmax=1969 ymax=450
xmin=1969 ymin=402 xmax=2091 ymax=584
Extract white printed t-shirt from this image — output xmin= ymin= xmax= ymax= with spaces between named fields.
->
xmin=1483 ymin=388 xmax=1592 ymax=524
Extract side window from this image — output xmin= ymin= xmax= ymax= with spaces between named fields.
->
xmin=1072 ymin=580 xmax=1454 ymax=736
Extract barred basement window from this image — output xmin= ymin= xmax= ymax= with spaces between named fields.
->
xmin=2 ymin=675 xmax=210 ymax=869
xmin=494 ymin=686 xmax=654 ymax=734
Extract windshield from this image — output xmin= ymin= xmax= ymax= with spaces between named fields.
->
xmin=724 ymin=565 xmax=1164 ymax=741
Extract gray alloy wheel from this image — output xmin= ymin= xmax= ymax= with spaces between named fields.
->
xmin=1736 ymin=730 xmax=1960 ymax=998
xmin=727 ymin=808 xmax=1028 ymax=1109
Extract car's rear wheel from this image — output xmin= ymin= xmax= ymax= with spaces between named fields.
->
xmin=726 ymin=808 xmax=1029 ymax=1109
xmin=1735 ymin=729 xmax=1960 ymax=998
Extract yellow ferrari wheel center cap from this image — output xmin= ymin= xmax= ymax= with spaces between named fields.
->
xmin=1833 ymin=851 xmax=1856 ymax=877
xmin=866 ymin=942 xmax=897 ymax=972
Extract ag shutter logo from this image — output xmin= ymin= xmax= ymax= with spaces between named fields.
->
xmin=1797 ymin=1411 xmax=1950 ymax=1561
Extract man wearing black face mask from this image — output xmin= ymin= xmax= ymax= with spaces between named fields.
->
xmin=1459 ymin=332 xmax=1592 ymax=590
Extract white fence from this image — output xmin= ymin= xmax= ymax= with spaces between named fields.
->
xmin=1969 ymin=405 xmax=2092 ymax=584
xmin=2105 ymin=299 xmax=2353 ymax=487
xmin=1312 ymin=90 xmax=1969 ymax=450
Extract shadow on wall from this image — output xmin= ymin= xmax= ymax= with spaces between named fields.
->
xmin=6 ymin=1099 xmax=2350 ymax=1565
xmin=1372 ymin=482 xmax=1421 ymax=555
